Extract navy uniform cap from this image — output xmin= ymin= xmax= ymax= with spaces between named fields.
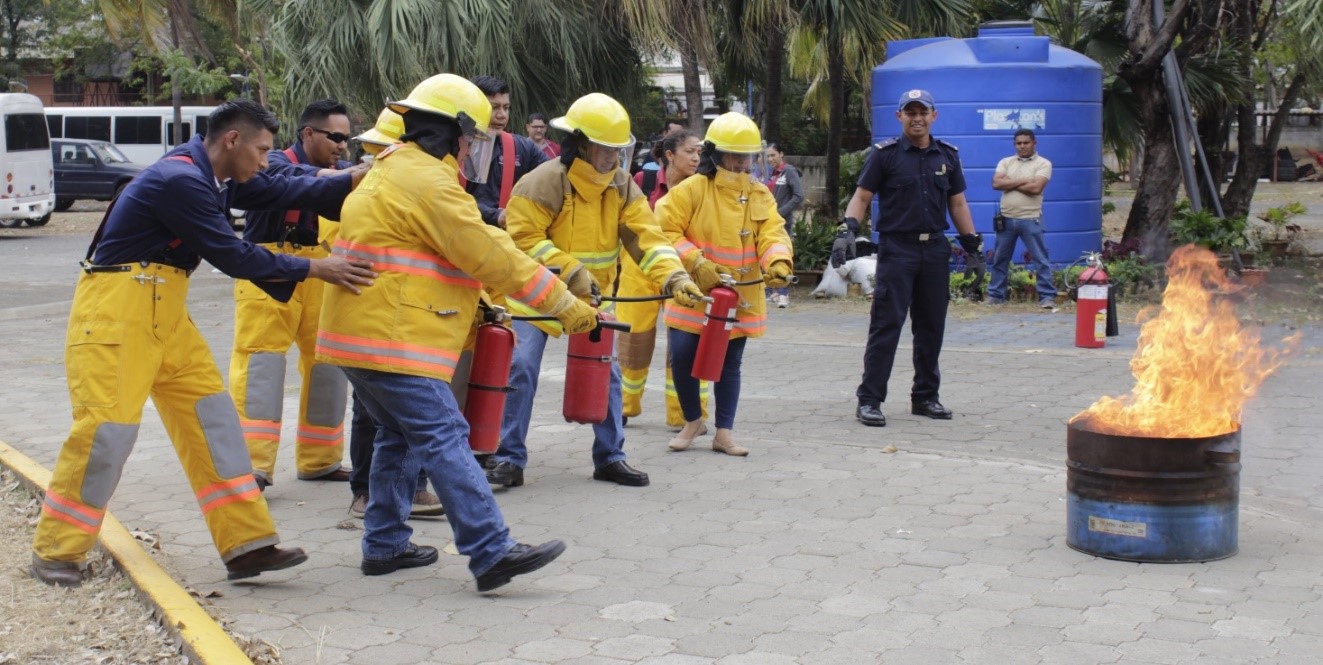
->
xmin=897 ymin=89 xmax=936 ymax=111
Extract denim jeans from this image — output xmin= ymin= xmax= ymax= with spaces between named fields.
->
xmin=496 ymin=320 xmax=628 ymax=470
xmin=343 ymin=367 xmax=515 ymax=577
xmin=988 ymin=217 xmax=1057 ymax=302
xmin=349 ymin=391 xmax=427 ymax=498
xmin=667 ymin=329 xmax=747 ymax=429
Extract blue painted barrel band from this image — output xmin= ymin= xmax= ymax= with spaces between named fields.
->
xmin=1067 ymin=493 xmax=1238 ymax=563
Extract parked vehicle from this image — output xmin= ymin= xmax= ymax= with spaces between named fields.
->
xmin=51 ymin=138 xmax=145 ymax=211
xmin=0 ymin=93 xmax=55 ymax=228
xmin=44 ymin=105 xmax=215 ymax=164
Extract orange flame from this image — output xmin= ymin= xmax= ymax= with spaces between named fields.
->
xmin=1070 ymin=245 xmax=1297 ymax=438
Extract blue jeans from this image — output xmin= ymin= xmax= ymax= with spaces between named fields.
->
xmin=349 ymin=391 xmax=427 ymax=497
xmin=496 ymin=320 xmax=628 ymax=470
xmin=988 ymin=217 xmax=1057 ymax=302
xmin=667 ymin=329 xmax=747 ymax=429
xmin=343 ymin=367 xmax=515 ymax=577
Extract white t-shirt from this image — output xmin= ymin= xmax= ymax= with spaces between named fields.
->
xmin=995 ymin=154 xmax=1052 ymax=219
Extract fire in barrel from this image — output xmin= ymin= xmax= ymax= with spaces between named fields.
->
xmin=1067 ymin=246 xmax=1296 ymax=562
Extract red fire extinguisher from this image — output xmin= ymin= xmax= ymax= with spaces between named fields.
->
xmin=692 ymin=285 xmax=741 ymax=381
xmin=465 ymin=306 xmax=516 ymax=453
xmin=1075 ymin=257 xmax=1109 ymax=349
xmin=563 ymin=313 xmax=628 ymax=424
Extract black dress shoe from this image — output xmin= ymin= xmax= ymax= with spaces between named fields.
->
xmin=911 ymin=399 xmax=953 ymax=419
xmin=32 ymin=556 xmax=84 ymax=587
xmin=592 ymin=460 xmax=650 ymax=486
xmin=226 ymin=545 xmax=309 ymax=580
xmin=474 ymin=453 xmax=493 ymax=469
xmin=486 ymin=461 xmax=524 ymax=487
xmin=255 ymin=476 xmax=271 ymax=492
xmin=361 ymin=542 xmax=439 ymax=576
xmin=856 ymin=404 xmax=887 ymax=427
xmin=476 ymin=540 xmax=567 ymax=592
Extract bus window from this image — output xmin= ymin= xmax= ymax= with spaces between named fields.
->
xmin=167 ymin=122 xmax=192 ymax=145
xmin=46 ymin=115 xmax=62 ymax=139
xmin=195 ymin=116 xmax=208 ymax=138
xmin=5 ymin=113 xmax=50 ymax=151
xmin=115 ymin=116 xmax=163 ymax=145
xmin=66 ymin=116 xmax=111 ymax=142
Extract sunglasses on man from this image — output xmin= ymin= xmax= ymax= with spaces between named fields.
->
xmin=304 ymin=126 xmax=350 ymax=144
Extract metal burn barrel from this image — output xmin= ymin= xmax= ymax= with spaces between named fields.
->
xmin=1066 ymin=419 xmax=1241 ymax=563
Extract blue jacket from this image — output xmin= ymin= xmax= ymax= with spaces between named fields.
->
xmin=465 ymin=132 xmax=546 ymax=225
xmin=89 ymin=135 xmax=353 ymax=301
xmin=243 ymin=141 xmax=352 ymax=246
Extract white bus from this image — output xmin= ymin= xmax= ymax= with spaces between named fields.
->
xmin=44 ymin=106 xmax=216 ymax=164
xmin=0 ymin=93 xmax=55 ymax=228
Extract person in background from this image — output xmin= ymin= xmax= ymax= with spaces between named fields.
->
xmin=339 ymin=107 xmax=444 ymax=520
xmin=845 ymin=89 xmax=984 ymax=429
xmin=987 ymin=129 xmax=1055 ymax=308
xmin=485 ymin=93 xmax=705 ymax=490
xmin=318 ymin=73 xmax=597 ymax=589
xmin=466 ymin=75 xmax=547 ymax=229
xmin=31 ymin=99 xmax=375 ymax=587
xmin=231 ymin=99 xmax=361 ymax=492
xmin=617 ymin=130 xmax=709 ymax=430
xmin=660 ymin=112 xmax=794 ymax=457
xmin=525 ymin=112 xmax=560 ymax=160
xmin=764 ymin=142 xmax=805 ymax=308
xmin=638 ymin=120 xmax=685 ymax=176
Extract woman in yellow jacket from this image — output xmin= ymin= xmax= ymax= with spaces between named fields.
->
xmin=485 ymin=93 xmax=704 ymax=490
xmin=317 ymin=74 xmax=599 ymax=591
xmin=658 ymin=113 xmax=794 ymax=456
xmin=616 ymin=130 xmax=710 ymax=429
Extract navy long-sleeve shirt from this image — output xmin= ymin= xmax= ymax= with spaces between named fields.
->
xmin=465 ymin=132 xmax=546 ymax=225
xmin=90 ymin=135 xmax=353 ymax=301
xmin=242 ymin=141 xmax=352 ymax=246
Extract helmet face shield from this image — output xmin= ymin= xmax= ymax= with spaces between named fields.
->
xmin=616 ymin=136 xmax=637 ymax=175
xmin=715 ymin=146 xmax=767 ymax=177
xmin=462 ymin=134 xmax=494 ymax=184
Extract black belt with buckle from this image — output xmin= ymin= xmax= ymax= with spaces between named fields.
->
xmin=883 ymin=232 xmax=943 ymax=242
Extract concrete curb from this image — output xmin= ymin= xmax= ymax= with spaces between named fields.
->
xmin=0 ymin=439 xmax=253 ymax=665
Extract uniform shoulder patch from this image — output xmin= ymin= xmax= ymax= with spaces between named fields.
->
xmin=873 ymin=138 xmax=898 ymax=151
xmin=935 ymin=138 xmax=959 ymax=151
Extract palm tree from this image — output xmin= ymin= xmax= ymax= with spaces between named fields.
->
xmin=268 ymin=0 xmax=648 ymax=135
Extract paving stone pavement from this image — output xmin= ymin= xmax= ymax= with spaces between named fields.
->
xmin=2 ymin=233 xmax=1321 ymax=664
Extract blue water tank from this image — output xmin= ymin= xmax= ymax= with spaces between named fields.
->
xmin=870 ymin=21 xmax=1104 ymax=266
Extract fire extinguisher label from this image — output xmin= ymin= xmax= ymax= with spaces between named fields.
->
xmin=724 ymin=321 xmax=734 ymax=331
xmin=1088 ymin=515 xmax=1147 ymax=538
xmin=1094 ymin=310 xmax=1106 ymax=339
xmin=1079 ymin=285 xmax=1107 ymax=300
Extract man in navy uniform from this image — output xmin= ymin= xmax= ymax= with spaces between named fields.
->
xmin=842 ymin=89 xmax=984 ymax=428
xmin=466 ymin=75 xmax=547 ymax=229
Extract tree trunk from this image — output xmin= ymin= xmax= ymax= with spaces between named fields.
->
xmin=169 ymin=9 xmax=183 ymax=145
xmin=1195 ymin=105 xmax=1229 ymax=207
xmin=824 ymin=31 xmax=844 ymax=219
xmin=1223 ymin=72 xmax=1307 ymax=219
xmin=762 ymin=25 xmax=785 ymax=144
xmin=1121 ymin=75 xmax=1182 ymax=261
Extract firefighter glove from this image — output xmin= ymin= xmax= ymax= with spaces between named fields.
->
xmin=690 ymin=259 xmax=732 ymax=292
xmin=563 ymin=263 xmax=598 ymax=298
xmin=840 ymin=216 xmax=862 ymax=235
xmin=957 ymin=232 xmax=983 ymax=257
xmin=765 ymin=261 xmax=793 ymax=288
xmin=671 ymin=278 xmax=706 ymax=308
xmin=549 ymin=291 xmax=600 ymax=335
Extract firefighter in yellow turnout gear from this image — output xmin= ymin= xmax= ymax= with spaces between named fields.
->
xmin=232 ymin=99 xmax=364 ymax=488
xmin=31 ymin=100 xmax=376 ymax=587
xmin=484 ymin=93 xmax=706 ymax=489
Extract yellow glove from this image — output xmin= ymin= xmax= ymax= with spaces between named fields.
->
xmin=690 ymin=259 xmax=731 ymax=291
xmin=548 ymin=291 xmax=600 ymax=335
xmin=563 ymin=263 xmax=598 ymax=298
xmin=765 ymin=261 xmax=793 ymax=288
xmin=672 ymin=279 xmax=705 ymax=308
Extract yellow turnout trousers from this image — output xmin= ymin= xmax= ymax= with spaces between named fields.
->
xmin=615 ymin=255 xmax=708 ymax=427
xmin=34 ymin=264 xmax=279 ymax=565
xmin=231 ymin=243 xmax=347 ymax=483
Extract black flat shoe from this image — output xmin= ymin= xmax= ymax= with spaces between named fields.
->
xmin=361 ymin=543 xmax=439 ymax=576
xmin=911 ymin=399 xmax=953 ymax=419
xmin=592 ymin=460 xmax=650 ymax=486
xmin=226 ymin=545 xmax=308 ymax=580
xmin=486 ymin=461 xmax=524 ymax=487
xmin=856 ymin=404 xmax=887 ymax=427
xmin=476 ymin=540 xmax=567 ymax=592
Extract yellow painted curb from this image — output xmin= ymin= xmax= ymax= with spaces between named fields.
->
xmin=0 ymin=439 xmax=254 ymax=665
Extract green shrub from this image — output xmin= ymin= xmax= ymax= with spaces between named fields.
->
xmin=791 ymin=214 xmax=840 ymax=271
xmin=1169 ymin=207 xmax=1248 ymax=253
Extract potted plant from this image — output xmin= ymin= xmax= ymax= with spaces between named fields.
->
xmin=1257 ymin=201 xmax=1306 ymax=262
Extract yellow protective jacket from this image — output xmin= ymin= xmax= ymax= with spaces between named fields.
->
xmin=658 ymin=169 xmax=793 ymax=339
xmin=504 ymin=158 xmax=686 ymax=336
xmin=317 ymin=144 xmax=569 ymax=381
